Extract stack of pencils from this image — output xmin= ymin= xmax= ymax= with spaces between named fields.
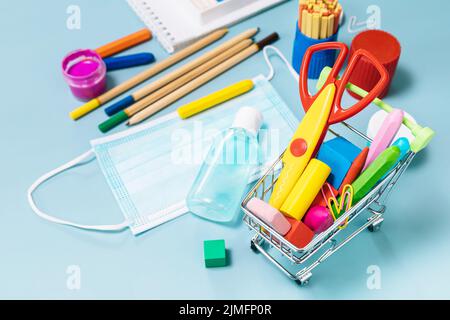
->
xmin=298 ymin=0 xmax=342 ymax=39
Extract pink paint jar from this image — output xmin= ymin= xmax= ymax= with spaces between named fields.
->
xmin=62 ymin=49 xmax=107 ymax=100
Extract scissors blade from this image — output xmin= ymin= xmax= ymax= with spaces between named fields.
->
xmin=269 ymin=84 xmax=336 ymax=209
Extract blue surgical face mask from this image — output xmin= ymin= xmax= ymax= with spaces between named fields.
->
xmin=28 ymin=46 xmax=300 ymax=235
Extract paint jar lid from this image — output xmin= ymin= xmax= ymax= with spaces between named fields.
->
xmin=347 ymin=30 xmax=401 ymax=99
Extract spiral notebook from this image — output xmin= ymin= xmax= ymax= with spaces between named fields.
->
xmin=127 ymin=0 xmax=288 ymax=53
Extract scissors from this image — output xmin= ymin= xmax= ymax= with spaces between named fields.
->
xmin=270 ymin=42 xmax=389 ymax=209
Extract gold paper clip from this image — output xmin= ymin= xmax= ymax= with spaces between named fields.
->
xmin=327 ymin=184 xmax=354 ymax=230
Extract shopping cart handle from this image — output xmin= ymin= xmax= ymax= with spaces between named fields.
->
xmin=317 ymin=67 xmax=435 ymax=153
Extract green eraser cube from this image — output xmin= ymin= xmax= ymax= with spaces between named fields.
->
xmin=203 ymin=240 xmax=227 ymax=268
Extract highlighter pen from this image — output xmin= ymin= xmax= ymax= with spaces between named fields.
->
xmin=351 ymin=145 xmax=401 ymax=204
xmin=177 ymin=79 xmax=254 ymax=119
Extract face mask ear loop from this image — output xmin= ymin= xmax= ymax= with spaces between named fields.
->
xmin=263 ymin=45 xmax=299 ymax=82
xmin=27 ymin=149 xmax=129 ymax=232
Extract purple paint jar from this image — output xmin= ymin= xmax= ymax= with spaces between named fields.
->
xmin=62 ymin=49 xmax=107 ymax=100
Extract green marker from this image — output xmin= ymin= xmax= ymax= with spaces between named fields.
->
xmin=331 ymin=146 xmax=400 ymax=218
xmin=351 ymin=146 xmax=401 ymax=203
xmin=98 ymin=110 xmax=129 ymax=133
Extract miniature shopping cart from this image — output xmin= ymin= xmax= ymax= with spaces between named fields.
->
xmin=241 ymin=121 xmax=422 ymax=286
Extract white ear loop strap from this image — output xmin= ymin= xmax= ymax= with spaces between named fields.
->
xmin=27 ymin=149 xmax=129 ymax=231
xmin=263 ymin=45 xmax=299 ymax=82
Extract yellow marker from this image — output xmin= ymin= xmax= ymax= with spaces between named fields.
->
xmin=69 ymin=98 xmax=100 ymax=120
xmin=280 ymin=159 xmax=331 ymax=220
xmin=177 ymin=79 xmax=254 ymax=119
xmin=269 ymin=84 xmax=336 ymax=209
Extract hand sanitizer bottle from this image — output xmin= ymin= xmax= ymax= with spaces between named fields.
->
xmin=187 ymin=107 xmax=263 ymax=222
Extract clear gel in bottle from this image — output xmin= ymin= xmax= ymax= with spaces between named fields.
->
xmin=187 ymin=107 xmax=263 ymax=222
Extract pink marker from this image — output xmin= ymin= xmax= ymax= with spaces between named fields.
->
xmin=363 ymin=109 xmax=404 ymax=170
xmin=246 ymin=198 xmax=291 ymax=236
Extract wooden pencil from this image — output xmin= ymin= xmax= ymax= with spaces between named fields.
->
xmin=327 ymin=14 xmax=334 ymax=38
xmin=305 ymin=11 xmax=313 ymax=37
xmin=98 ymin=39 xmax=253 ymax=133
xmin=127 ymin=33 xmax=280 ymax=126
xmin=312 ymin=12 xmax=321 ymax=39
xmin=69 ymin=28 xmax=228 ymax=120
xmin=103 ymin=27 xmax=259 ymax=116
xmin=320 ymin=13 xmax=329 ymax=39
xmin=301 ymin=9 xmax=308 ymax=33
xmin=298 ymin=0 xmax=340 ymax=39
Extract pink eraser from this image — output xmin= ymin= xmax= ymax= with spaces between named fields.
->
xmin=246 ymin=198 xmax=291 ymax=235
xmin=364 ymin=109 xmax=404 ymax=170
xmin=303 ymin=205 xmax=334 ymax=233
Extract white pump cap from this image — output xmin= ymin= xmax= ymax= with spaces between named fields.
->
xmin=232 ymin=106 xmax=263 ymax=135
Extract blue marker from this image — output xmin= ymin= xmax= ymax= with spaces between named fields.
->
xmin=103 ymin=52 xmax=155 ymax=72
xmin=383 ymin=137 xmax=410 ymax=178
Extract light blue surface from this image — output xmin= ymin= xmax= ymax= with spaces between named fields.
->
xmin=1 ymin=0 xmax=449 ymax=299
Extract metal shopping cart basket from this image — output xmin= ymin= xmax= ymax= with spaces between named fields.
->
xmin=241 ymin=121 xmax=419 ymax=286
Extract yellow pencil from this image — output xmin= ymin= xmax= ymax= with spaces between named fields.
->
xmin=301 ymin=9 xmax=308 ymax=33
xmin=327 ymin=14 xmax=335 ymax=38
xmin=320 ymin=14 xmax=329 ymax=39
xmin=312 ymin=12 xmax=321 ymax=39
xmin=305 ymin=11 xmax=313 ymax=37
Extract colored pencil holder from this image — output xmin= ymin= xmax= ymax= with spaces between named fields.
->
xmin=292 ymin=21 xmax=339 ymax=79
xmin=62 ymin=49 xmax=107 ymax=101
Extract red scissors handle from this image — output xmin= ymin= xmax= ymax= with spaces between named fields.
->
xmin=299 ymin=42 xmax=348 ymax=112
xmin=299 ymin=43 xmax=390 ymax=124
xmin=330 ymin=48 xmax=390 ymax=124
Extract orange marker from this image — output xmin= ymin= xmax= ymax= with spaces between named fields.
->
xmin=96 ymin=29 xmax=152 ymax=59
xmin=338 ymin=147 xmax=369 ymax=194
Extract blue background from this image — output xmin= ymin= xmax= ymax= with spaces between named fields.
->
xmin=1 ymin=0 xmax=449 ymax=299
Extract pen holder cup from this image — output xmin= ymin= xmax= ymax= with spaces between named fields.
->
xmin=292 ymin=23 xmax=339 ymax=79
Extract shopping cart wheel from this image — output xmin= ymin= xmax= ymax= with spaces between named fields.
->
xmin=250 ymin=241 xmax=258 ymax=253
xmin=296 ymin=272 xmax=312 ymax=286
xmin=368 ymin=219 xmax=384 ymax=232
